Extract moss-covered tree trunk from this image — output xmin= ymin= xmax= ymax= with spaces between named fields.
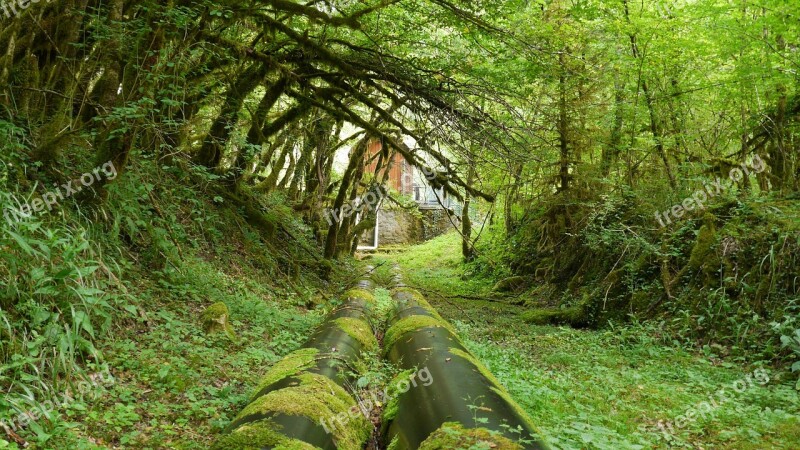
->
xmin=232 ymin=77 xmax=290 ymax=186
xmin=324 ymin=135 xmax=370 ymax=259
xmin=462 ymin=165 xmax=476 ymax=262
xmin=196 ymin=63 xmax=269 ymax=169
xmin=601 ymin=80 xmax=625 ymax=177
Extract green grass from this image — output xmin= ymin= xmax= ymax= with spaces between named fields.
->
xmin=375 ymin=233 xmax=800 ymax=449
xmin=33 ymin=257 xmax=324 ymax=449
xmin=0 ymin=163 xmax=354 ymax=450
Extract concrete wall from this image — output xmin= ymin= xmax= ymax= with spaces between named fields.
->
xmin=358 ymin=206 xmax=459 ymax=248
xmin=377 ymin=208 xmax=423 ymax=245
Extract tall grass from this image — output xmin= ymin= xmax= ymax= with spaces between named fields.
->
xmin=0 ymin=133 xmax=127 ymax=439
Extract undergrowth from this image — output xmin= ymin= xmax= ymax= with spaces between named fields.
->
xmin=475 ymin=185 xmax=800 ymax=374
xmin=0 ymin=144 xmax=352 ymax=448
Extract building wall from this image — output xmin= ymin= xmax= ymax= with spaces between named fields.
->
xmin=357 ymin=206 xmax=457 ymax=248
xmin=357 ymin=138 xmax=459 ymax=248
xmin=364 ymin=140 xmax=414 ymax=196
xmin=377 ymin=208 xmax=423 ymax=245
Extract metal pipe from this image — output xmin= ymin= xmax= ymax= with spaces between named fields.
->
xmin=214 ymin=273 xmax=378 ymax=450
xmin=381 ymin=287 xmax=549 ymax=450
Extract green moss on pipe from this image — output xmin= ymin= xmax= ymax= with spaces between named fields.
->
xmin=344 ymin=288 xmax=376 ymax=304
xmin=383 ymin=315 xmax=455 ymax=351
xmin=220 ymin=274 xmax=380 ymax=449
xmin=419 ymin=422 xmax=523 ymax=450
xmin=213 ymin=419 xmax=320 ymax=449
xmin=333 ymin=317 xmax=378 ymax=351
xmin=390 ymin=287 xmax=441 ymax=317
xmin=382 ymin=369 xmax=416 ymax=422
xmin=382 ymin=288 xmax=550 ymax=449
xmin=249 ymin=348 xmax=320 ymax=402
xmin=235 ymin=372 xmax=371 ymax=449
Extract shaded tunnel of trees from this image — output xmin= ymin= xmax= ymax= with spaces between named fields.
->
xmin=2 ymin=0 xmax=797 ymax=266
xmin=1 ymin=0 xmax=511 ymax=262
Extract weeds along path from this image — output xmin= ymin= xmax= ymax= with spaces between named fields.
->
xmin=369 ymin=233 xmax=800 ymax=450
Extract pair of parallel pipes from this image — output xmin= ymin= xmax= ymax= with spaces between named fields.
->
xmin=216 ymin=267 xmax=549 ymax=449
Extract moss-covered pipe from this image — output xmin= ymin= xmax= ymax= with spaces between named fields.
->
xmin=390 ymin=263 xmax=406 ymax=289
xmin=382 ymin=287 xmax=550 ymax=450
xmin=215 ymin=279 xmax=379 ymax=450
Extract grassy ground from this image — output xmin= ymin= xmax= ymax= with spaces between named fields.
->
xmin=371 ymin=233 xmax=800 ymax=450
xmin=1 ymin=166 xmax=365 ymax=449
xmin=30 ymin=256 xmax=327 ymax=449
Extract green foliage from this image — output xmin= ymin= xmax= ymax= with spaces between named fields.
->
xmin=0 ymin=206 xmax=128 ymax=444
xmin=492 ymin=187 xmax=800 ymax=367
xmin=521 ymin=307 xmax=586 ymax=327
xmin=43 ymin=251 xmax=324 ymax=448
xmin=780 ymin=328 xmax=800 ymax=390
xmin=0 ymin=144 xmax=340 ymax=447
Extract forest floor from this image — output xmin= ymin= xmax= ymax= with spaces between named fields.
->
xmin=371 ymin=233 xmax=800 ymax=450
xmin=32 ymin=255 xmax=329 ymax=450
xmin=23 ymin=230 xmax=798 ymax=450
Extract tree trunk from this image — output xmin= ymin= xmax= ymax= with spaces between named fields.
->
xmin=504 ymin=162 xmax=523 ymax=236
xmin=557 ymin=52 xmax=570 ymax=192
xmin=232 ymin=77 xmax=289 ymax=185
xmin=462 ymin=165 xmax=476 ymax=261
xmin=324 ymin=136 xmax=370 ymax=259
xmin=196 ymin=63 xmax=269 ymax=168
xmin=602 ymin=80 xmax=624 ymax=177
